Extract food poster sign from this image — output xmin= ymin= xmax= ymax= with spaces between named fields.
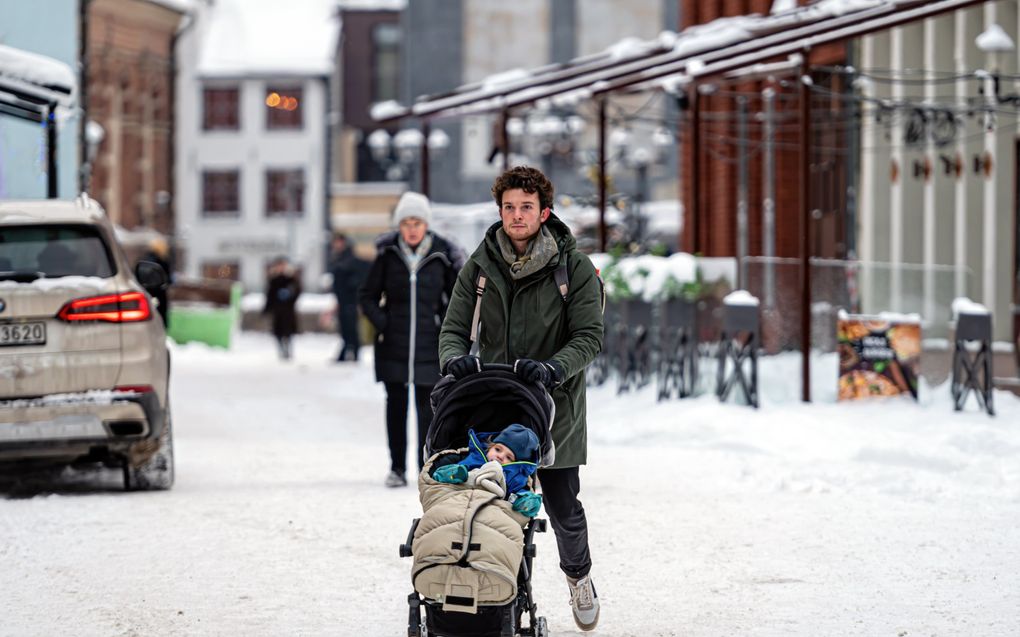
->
xmin=837 ymin=316 xmax=921 ymax=401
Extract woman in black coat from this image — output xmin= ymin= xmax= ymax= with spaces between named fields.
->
xmin=359 ymin=192 xmax=463 ymax=487
xmin=263 ymin=257 xmax=302 ymax=360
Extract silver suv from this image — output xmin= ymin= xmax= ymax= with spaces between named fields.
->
xmin=0 ymin=195 xmax=172 ymax=490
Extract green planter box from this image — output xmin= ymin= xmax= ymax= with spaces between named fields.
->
xmin=167 ymin=283 xmax=241 ymax=349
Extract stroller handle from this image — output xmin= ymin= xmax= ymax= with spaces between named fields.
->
xmin=480 ymin=362 xmax=515 ymax=373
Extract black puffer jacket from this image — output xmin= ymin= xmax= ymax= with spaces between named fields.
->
xmin=358 ymin=231 xmax=463 ymax=385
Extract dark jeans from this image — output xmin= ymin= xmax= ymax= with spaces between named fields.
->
xmin=275 ymin=336 xmax=292 ymax=360
xmin=384 ymin=382 xmax=434 ymax=475
xmin=536 ymin=466 xmax=592 ymax=579
xmin=337 ymin=305 xmax=360 ymax=361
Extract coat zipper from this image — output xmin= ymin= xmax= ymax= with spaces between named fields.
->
xmin=408 ymin=268 xmax=417 ymax=384
xmin=397 ymin=248 xmax=448 ymax=385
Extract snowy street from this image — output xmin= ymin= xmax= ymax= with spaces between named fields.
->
xmin=2 ymin=331 xmax=1019 ymax=636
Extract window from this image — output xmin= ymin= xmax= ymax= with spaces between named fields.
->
xmin=373 ymin=23 xmax=401 ymax=103
xmin=202 ymin=170 xmax=240 ymax=217
xmin=265 ymin=86 xmax=303 ymax=130
xmin=202 ymin=87 xmax=239 ymax=130
xmin=265 ymin=169 xmax=305 ymax=218
xmin=201 ymin=260 xmax=240 ymax=281
xmin=0 ymin=225 xmax=115 ymax=278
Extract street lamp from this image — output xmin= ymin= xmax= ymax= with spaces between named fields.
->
xmin=976 ymin=23 xmax=1018 ymax=105
xmin=506 ymin=111 xmax=585 ymax=176
xmin=367 ymin=127 xmax=450 ymax=184
xmin=608 ymin=124 xmax=673 ymax=250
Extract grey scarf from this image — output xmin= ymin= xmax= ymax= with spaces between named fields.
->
xmin=496 ymin=225 xmax=559 ymax=280
xmin=398 ymin=232 xmax=433 ymax=272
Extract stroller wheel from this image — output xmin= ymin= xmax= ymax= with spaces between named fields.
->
xmin=535 ymin=616 xmax=549 ymax=637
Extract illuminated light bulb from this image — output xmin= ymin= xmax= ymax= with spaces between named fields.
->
xmin=266 ymin=92 xmax=281 ymax=108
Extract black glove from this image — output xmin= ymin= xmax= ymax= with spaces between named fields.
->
xmin=445 ymin=355 xmax=482 ymax=379
xmin=514 ymin=358 xmax=564 ymax=389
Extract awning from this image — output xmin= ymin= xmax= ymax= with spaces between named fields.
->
xmin=0 ymin=43 xmax=76 ymax=121
xmin=376 ymin=0 xmax=987 ymax=124
xmin=0 ymin=44 xmax=77 ymax=198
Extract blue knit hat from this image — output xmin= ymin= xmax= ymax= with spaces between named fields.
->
xmin=492 ymin=423 xmax=539 ymax=462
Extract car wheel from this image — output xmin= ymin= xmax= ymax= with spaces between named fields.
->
xmin=125 ymin=410 xmax=175 ymax=491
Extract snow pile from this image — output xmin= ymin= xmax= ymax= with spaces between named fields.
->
xmin=952 ymin=296 xmax=990 ymax=317
xmin=600 ymin=253 xmax=698 ymax=301
xmin=724 ymin=289 xmax=759 ymax=306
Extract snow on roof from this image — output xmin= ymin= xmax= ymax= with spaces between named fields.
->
xmin=0 ymin=43 xmax=76 ymax=102
xmin=405 ymin=0 xmax=906 ymax=120
xmin=143 ymin=0 xmax=194 ymax=13
xmin=369 ymin=100 xmax=405 ymax=121
xmin=482 ymin=68 xmax=533 ymax=92
xmin=197 ymin=0 xmax=339 ymax=78
xmin=771 ymin=0 xmax=798 ymax=14
xmin=336 ymin=0 xmax=405 ymax=10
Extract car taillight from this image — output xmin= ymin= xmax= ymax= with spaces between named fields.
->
xmin=57 ymin=291 xmax=151 ymax=323
xmin=114 ymin=385 xmax=154 ymax=394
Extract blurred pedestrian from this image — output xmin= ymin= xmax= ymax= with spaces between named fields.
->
xmin=141 ymin=237 xmax=172 ymax=326
xmin=263 ymin=257 xmax=302 ymax=360
xmin=327 ymin=233 xmax=370 ymax=362
xmin=359 ymin=192 xmax=464 ymax=488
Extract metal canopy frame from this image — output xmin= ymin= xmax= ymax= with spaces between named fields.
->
xmin=0 ymin=71 xmax=73 ymax=200
xmin=378 ymin=0 xmax=993 ymax=402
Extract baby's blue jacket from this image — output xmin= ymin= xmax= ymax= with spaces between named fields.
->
xmin=459 ymin=428 xmax=538 ymax=495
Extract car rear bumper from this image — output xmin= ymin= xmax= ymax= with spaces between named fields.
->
xmin=0 ymin=389 xmax=165 ymax=460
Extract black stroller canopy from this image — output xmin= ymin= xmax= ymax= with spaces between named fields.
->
xmin=427 ymin=366 xmax=555 ymax=466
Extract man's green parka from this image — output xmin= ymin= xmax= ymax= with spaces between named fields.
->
xmin=438 ymin=214 xmax=604 ymax=468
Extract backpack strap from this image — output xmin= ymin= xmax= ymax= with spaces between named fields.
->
xmin=469 ymin=269 xmax=487 ymax=343
xmin=553 ymin=262 xmax=569 ymax=302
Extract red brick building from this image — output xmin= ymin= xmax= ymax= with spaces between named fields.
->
xmin=83 ymin=0 xmax=187 ymax=234
xmin=679 ymin=0 xmax=850 ymax=263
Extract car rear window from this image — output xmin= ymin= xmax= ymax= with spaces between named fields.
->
xmin=0 ymin=225 xmax=115 ymax=278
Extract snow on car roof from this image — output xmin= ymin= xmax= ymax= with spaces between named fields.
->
xmin=0 ymin=199 xmax=107 ymax=225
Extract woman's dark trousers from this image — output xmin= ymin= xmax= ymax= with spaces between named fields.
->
xmin=384 ymin=382 xmax=435 ymax=476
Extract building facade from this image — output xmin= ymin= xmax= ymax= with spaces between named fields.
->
xmin=84 ymin=0 xmax=187 ymax=234
xmin=175 ymin=0 xmax=337 ymax=292
xmin=858 ymin=2 xmax=1019 ymax=341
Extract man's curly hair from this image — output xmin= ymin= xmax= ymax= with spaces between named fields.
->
xmin=491 ymin=166 xmax=554 ymax=212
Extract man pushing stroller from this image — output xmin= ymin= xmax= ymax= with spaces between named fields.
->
xmin=439 ymin=165 xmax=604 ymax=631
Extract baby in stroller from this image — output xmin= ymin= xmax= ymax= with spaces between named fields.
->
xmin=431 ymin=424 xmax=543 ymax=518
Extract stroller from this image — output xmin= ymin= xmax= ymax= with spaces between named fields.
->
xmin=399 ymin=363 xmax=554 ymax=637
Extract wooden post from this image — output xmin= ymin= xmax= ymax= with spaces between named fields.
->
xmin=799 ymin=54 xmax=812 ymax=402
xmin=598 ymin=96 xmax=607 ymax=252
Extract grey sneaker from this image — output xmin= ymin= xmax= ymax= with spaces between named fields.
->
xmin=567 ymin=574 xmax=600 ymax=631
xmin=384 ymin=471 xmax=407 ymax=488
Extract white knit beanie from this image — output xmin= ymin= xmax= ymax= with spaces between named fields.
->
xmin=392 ymin=191 xmax=432 ymax=227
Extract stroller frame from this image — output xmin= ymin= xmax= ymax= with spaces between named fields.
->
xmin=400 ymin=363 xmax=555 ymax=637
xmin=400 ymin=517 xmax=548 ymax=637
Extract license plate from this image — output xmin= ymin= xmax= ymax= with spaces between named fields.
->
xmin=0 ymin=321 xmax=47 ymax=346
